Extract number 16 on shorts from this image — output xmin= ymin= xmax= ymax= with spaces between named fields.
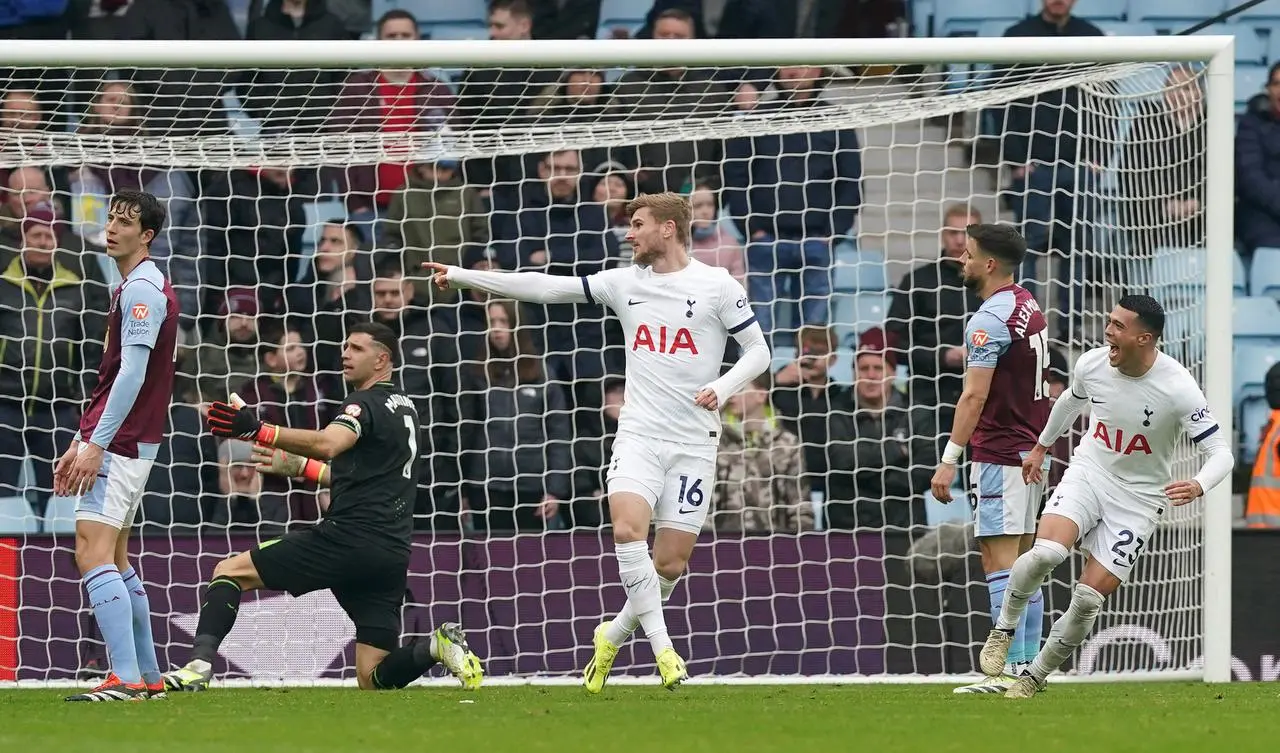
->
xmin=658 ymin=473 xmax=712 ymax=535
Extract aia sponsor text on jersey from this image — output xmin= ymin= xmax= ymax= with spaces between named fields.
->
xmin=632 ymin=324 xmax=698 ymax=355
xmin=1092 ymin=420 xmax=1153 ymax=456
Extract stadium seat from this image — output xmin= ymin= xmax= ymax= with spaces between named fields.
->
xmin=424 ymin=22 xmax=489 ymax=39
xmin=1068 ymin=0 xmax=1127 ymax=23
xmin=372 ymin=0 xmax=486 ymax=26
xmin=832 ymin=292 xmax=888 ymax=349
xmin=832 ymin=249 xmax=887 ymax=292
xmin=302 ymin=199 xmax=346 ymax=252
xmin=976 ymin=19 xmax=1009 ymax=38
xmin=1235 ymin=250 xmax=1249 ymax=298
xmin=1250 ymin=247 xmax=1280 ymax=301
xmin=1233 ymin=296 xmax=1280 ymax=342
xmin=599 ymin=0 xmax=651 ymax=20
xmin=1097 ymin=22 xmax=1159 ymax=38
xmin=0 ymin=496 xmax=37 ymax=535
xmin=1129 ymin=0 xmax=1227 ymax=34
xmin=43 ymin=496 xmax=77 ymax=535
xmin=1235 ymin=64 xmax=1271 ymax=113
xmin=1147 ymin=245 xmax=1205 ymax=304
xmin=933 ymin=0 xmax=1023 ymax=36
xmin=1161 ymin=306 xmax=1203 ymax=365
xmin=1239 ymin=396 xmax=1272 ymax=464
xmin=771 ymin=345 xmax=797 ymax=375
xmin=1190 ymin=24 xmax=1267 ymax=65
xmin=1234 ymin=343 xmax=1278 ymax=405
xmin=596 ymin=19 xmax=645 ymax=38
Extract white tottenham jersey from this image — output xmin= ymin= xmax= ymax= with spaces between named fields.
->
xmin=1068 ymin=347 xmax=1220 ymax=497
xmin=583 ymin=259 xmax=756 ymax=446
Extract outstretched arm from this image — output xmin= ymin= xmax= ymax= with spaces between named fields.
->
xmin=251 ymin=443 xmax=331 ymax=487
xmin=423 ymin=261 xmax=591 ymax=305
xmin=208 ymin=397 xmax=358 ymax=461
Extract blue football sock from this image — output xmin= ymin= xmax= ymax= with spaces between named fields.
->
xmin=121 ymin=567 xmax=160 ymax=685
xmin=83 ymin=564 xmax=141 ymax=684
xmin=1021 ymin=587 xmax=1046 ymax=667
xmin=987 ymin=569 xmax=1020 ymax=667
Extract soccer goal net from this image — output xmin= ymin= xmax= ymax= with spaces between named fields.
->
xmin=0 ymin=36 xmax=1233 ymax=686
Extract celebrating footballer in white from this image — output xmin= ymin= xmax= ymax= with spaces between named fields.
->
xmin=978 ymin=295 xmax=1234 ymax=698
xmin=423 ymin=192 xmax=770 ymax=692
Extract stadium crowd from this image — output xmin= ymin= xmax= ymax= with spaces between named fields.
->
xmin=0 ymin=0 xmax=1273 ymax=537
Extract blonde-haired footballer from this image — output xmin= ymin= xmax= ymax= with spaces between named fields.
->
xmin=980 ymin=295 xmax=1233 ymax=697
xmin=423 ymin=191 xmax=771 ymax=691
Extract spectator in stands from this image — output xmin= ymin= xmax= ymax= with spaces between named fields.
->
xmin=713 ymin=372 xmax=811 ymax=533
xmin=571 ymin=375 xmax=622 ymax=525
xmin=827 ymin=329 xmax=934 ymax=530
xmin=1121 ymin=65 xmax=1206 ymax=260
xmin=68 ymin=0 xmax=240 ymax=137
xmin=525 ymin=69 xmax=615 ymax=173
xmin=606 ymin=8 xmax=736 ymax=195
xmin=770 ymin=325 xmax=856 ymax=519
xmin=369 ymin=255 xmax=462 ymax=524
xmin=0 ymin=167 xmax=56 ymax=248
xmin=72 ymin=81 xmax=203 ymax=328
xmin=689 ymin=180 xmax=745 ymax=284
xmin=1044 ymin=346 xmax=1076 ymax=491
xmin=1 ymin=88 xmax=44 ymax=131
xmin=331 ymin=9 xmax=456 ymax=222
xmin=201 ymin=165 xmax=316 ymax=310
xmin=242 ymin=0 xmax=347 ymax=134
xmin=1235 ymin=61 xmax=1280 ymax=255
xmin=452 ymin=0 xmax=559 ymax=190
xmin=379 ymin=157 xmax=488 ymax=304
xmin=886 ymin=203 xmax=983 ymax=430
xmin=454 ymin=246 xmax=504 ymax=364
xmin=529 ymin=0 xmax=601 ymax=40
xmin=234 ymin=321 xmax=329 ymax=523
xmin=179 ymin=287 xmax=262 ymax=405
xmin=1001 ymin=0 xmax=1104 ymax=333
xmin=590 ymin=162 xmax=636 ymax=264
xmin=490 ymin=147 xmax=623 ymax=412
xmin=209 ymin=439 xmax=289 ymax=533
xmin=724 ymin=65 xmax=861 ymax=341
xmin=459 ymin=298 xmax=572 ymax=532
xmin=0 ymin=207 xmax=103 ymax=515
xmin=289 ymin=219 xmax=372 ymax=321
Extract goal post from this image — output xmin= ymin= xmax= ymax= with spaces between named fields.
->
xmin=0 ymin=34 xmax=1235 ymax=686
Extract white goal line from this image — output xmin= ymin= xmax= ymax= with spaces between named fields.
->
xmin=0 ymin=671 xmax=1203 ymax=690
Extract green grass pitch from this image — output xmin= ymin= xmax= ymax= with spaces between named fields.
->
xmin=2 ymin=684 xmax=1277 ymax=752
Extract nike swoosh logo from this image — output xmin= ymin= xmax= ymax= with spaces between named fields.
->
xmin=678 ymin=507 xmax=699 ymax=515
xmin=628 ymin=299 xmax=645 ymax=306
xmin=1090 ymin=399 xmax=1105 ymax=404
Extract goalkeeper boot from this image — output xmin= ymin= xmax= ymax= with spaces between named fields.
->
xmin=65 ymin=673 xmax=148 ymax=702
xmin=952 ymin=674 xmax=1019 ymax=694
xmin=583 ymin=621 xmax=621 ymax=694
xmin=978 ymin=628 xmax=1015 ymax=677
xmin=432 ymin=623 xmax=483 ymax=691
xmin=656 ymin=648 xmax=688 ymax=691
xmin=162 ymin=659 xmax=213 ymax=692
xmin=1005 ymin=671 xmax=1047 ymax=700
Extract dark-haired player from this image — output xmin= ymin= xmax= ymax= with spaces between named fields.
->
xmin=162 ymin=321 xmax=483 ymax=692
xmin=980 ymin=295 xmax=1233 ymax=698
xmin=928 ymin=223 xmax=1052 ymax=694
xmin=58 ymin=191 xmax=178 ymax=702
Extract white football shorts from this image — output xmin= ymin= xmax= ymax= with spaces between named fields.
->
xmin=969 ymin=458 xmax=1046 ymax=538
xmin=1042 ymin=462 xmax=1165 ymax=583
xmin=606 ymin=431 xmax=718 ymax=535
xmin=74 ymin=442 xmax=155 ymax=529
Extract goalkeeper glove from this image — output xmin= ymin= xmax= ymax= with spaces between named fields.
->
xmin=206 ymin=400 xmax=279 ymax=445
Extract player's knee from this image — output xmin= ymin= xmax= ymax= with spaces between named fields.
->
xmin=652 ymin=553 xmax=686 ymax=582
xmin=610 ymin=514 xmax=648 ymax=544
xmin=1024 ymin=538 xmax=1070 ymax=573
xmin=211 ymin=554 xmax=255 ymax=587
xmin=1069 ymin=583 xmax=1105 ymax=620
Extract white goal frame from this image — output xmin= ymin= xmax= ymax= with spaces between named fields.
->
xmin=0 ymin=34 xmax=1235 ymax=685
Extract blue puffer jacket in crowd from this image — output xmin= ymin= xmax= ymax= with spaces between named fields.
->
xmin=1235 ymin=94 xmax=1280 ymax=252
xmin=724 ymin=96 xmax=862 ymax=240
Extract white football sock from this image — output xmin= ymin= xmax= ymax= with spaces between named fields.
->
xmin=613 ymin=541 xmax=672 ymax=654
xmin=605 ymin=574 xmax=678 ymax=646
xmin=996 ymin=539 xmax=1069 ymax=631
xmin=1028 ymin=583 xmax=1104 ymax=681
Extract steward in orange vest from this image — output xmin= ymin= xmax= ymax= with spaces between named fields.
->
xmin=1245 ymin=363 xmax=1280 ymax=528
